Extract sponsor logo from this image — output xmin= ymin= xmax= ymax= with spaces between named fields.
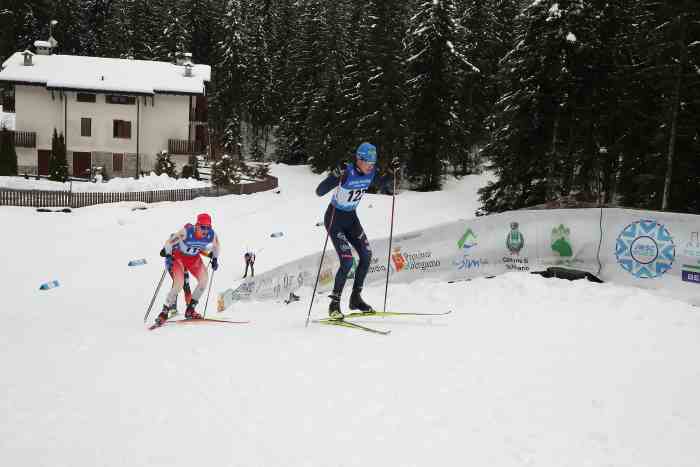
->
xmin=551 ymin=224 xmax=573 ymax=258
xmin=391 ymin=247 xmax=408 ymax=272
xmin=615 ymin=219 xmax=675 ymax=279
xmin=454 ymin=256 xmax=489 ymax=271
xmin=347 ymin=257 xmax=358 ymax=279
xmin=457 ymin=228 xmax=478 ymax=251
xmin=502 ymin=256 xmax=530 ymax=272
xmin=682 ymin=264 xmax=700 ymax=284
xmin=368 ymin=256 xmax=387 ymax=274
xmin=682 ymin=231 xmax=700 ymax=259
xmin=506 ymin=222 xmax=525 ymax=254
xmin=391 ymin=246 xmax=441 ymax=272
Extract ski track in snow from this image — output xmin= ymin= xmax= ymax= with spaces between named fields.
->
xmin=1 ymin=164 xmax=699 ymax=467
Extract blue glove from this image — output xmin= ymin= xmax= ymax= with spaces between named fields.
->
xmin=211 ymin=256 xmax=219 ymax=271
xmin=164 ymin=254 xmax=173 ymax=271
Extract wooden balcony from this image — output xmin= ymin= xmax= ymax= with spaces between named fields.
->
xmin=169 ymin=139 xmax=205 ymax=155
xmin=14 ymin=131 xmax=36 ymax=148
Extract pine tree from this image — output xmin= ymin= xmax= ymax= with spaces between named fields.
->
xmin=211 ymin=154 xmax=242 ymax=186
xmin=346 ymin=0 xmax=409 ymax=173
xmin=49 ymin=129 xmax=69 ymax=182
xmin=303 ymin=0 xmax=356 ymax=172
xmin=212 ymin=0 xmax=246 ymax=157
xmin=154 ymin=150 xmax=177 ymax=177
xmin=478 ymin=0 xmax=583 ymax=213
xmin=275 ymin=0 xmax=326 ymax=167
xmin=406 ymin=0 xmax=479 ymax=190
xmin=0 ymin=126 xmax=18 ymax=176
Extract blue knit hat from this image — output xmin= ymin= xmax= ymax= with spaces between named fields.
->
xmin=356 ymin=142 xmax=378 ymax=163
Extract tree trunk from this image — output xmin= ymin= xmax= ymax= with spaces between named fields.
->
xmin=662 ymin=14 xmax=688 ymax=211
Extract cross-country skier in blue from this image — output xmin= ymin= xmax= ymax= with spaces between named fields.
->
xmin=315 ymin=142 xmax=397 ymax=319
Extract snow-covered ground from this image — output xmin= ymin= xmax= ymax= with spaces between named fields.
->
xmin=0 ymin=104 xmax=15 ymax=129
xmin=1 ymin=164 xmax=699 ymax=467
xmin=0 ymin=172 xmax=210 ymax=192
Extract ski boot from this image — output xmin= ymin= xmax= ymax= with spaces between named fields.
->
xmin=155 ymin=304 xmax=175 ymax=327
xmin=349 ymin=288 xmax=374 ymax=313
xmin=185 ymin=299 xmax=203 ymax=320
xmin=328 ymin=293 xmax=344 ymax=320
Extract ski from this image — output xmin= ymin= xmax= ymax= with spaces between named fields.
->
xmin=148 ymin=317 xmax=249 ymax=330
xmin=169 ymin=318 xmax=250 ymax=325
xmin=342 ymin=310 xmax=452 ymax=319
xmin=313 ymin=318 xmax=391 ymax=335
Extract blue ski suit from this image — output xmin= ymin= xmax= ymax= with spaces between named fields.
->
xmin=316 ymin=162 xmax=393 ymax=296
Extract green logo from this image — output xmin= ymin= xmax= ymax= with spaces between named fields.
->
xmin=551 ymin=224 xmax=573 ymax=257
xmin=457 ymin=228 xmax=478 ymax=250
xmin=506 ymin=222 xmax=525 ymax=254
xmin=347 ymin=257 xmax=358 ymax=279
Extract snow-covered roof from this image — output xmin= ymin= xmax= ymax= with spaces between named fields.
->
xmin=0 ymin=53 xmax=211 ymax=96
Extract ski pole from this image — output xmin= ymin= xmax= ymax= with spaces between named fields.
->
xmin=382 ymin=166 xmax=398 ymax=313
xmin=143 ymin=268 xmax=167 ymax=323
xmin=203 ymin=259 xmax=215 ymax=319
xmin=305 ymin=178 xmax=343 ymax=327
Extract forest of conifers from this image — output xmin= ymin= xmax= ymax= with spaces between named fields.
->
xmin=1 ymin=1 xmax=698 ymax=213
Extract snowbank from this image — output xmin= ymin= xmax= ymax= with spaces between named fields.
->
xmin=0 ymin=172 xmax=210 ymax=192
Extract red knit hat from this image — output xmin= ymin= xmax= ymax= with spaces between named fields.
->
xmin=196 ymin=213 xmax=212 ymax=226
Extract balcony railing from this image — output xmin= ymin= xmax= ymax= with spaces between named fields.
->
xmin=169 ymin=139 xmax=205 ymax=155
xmin=14 ymin=131 xmax=36 ymax=148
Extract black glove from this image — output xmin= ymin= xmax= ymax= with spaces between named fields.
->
xmin=159 ymin=247 xmax=167 ymax=257
xmin=390 ymin=156 xmax=401 ymax=171
xmin=164 ymin=254 xmax=173 ymax=271
xmin=211 ymin=256 xmax=219 ymax=271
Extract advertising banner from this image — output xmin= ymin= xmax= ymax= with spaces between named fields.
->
xmin=217 ymin=208 xmax=700 ymax=310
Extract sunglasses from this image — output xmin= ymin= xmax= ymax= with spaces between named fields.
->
xmin=197 ymin=224 xmax=211 ymax=232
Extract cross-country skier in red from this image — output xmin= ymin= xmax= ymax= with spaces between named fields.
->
xmin=154 ymin=213 xmax=221 ymax=326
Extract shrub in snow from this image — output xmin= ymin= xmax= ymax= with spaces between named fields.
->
xmin=0 ymin=126 xmax=18 ymax=176
xmin=154 ymin=150 xmax=177 ymax=178
xmin=211 ymin=154 xmax=242 ymax=186
xmin=253 ymin=163 xmax=270 ymax=180
xmin=49 ymin=128 xmax=69 ymax=182
xmin=181 ymin=154 xmax=201 ymax=180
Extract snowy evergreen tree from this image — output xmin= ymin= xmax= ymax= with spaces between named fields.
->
xmin=49 ymin=129 xmax=69 ymax=182
xmin=406 ymin=0 xmax=480 ymax=190
xmin=211 ymin=0 xmax=246 ymax=157
xmin=211 ymin=154 xmax=242 ymax=186
xmin=345 ymin=0 xmax=409 ymax=173
xmin=154 ymin=150 xmax=177 ymax=177
xmin=0 ymin=126 xmax=18 ymax=176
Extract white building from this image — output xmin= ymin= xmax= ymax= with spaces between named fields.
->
xmin=0 ymin=47 xmax=210 ymax=178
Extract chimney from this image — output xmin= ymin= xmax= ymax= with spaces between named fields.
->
xmin=184 ymin=63 xmax=193 ymax=77
xmin=176 ymin=52 xmax=192 ymax=66
xmin=22 ymin=50 xmax=35 ymax=66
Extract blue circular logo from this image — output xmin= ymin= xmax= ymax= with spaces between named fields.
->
xmin=615 ymin=219 xmax=675 ymax=279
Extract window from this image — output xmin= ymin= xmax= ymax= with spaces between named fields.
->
xmin=77 ymin=93 xmax=96 ymax=103
xmin=113 ymin=120 xmax=131 ymax=139
xmin=113 ymin=153 xmax=124 ymax=172
xmin=106 ymin=94 xmax=135 ymax=105
xmin=81 ymin=118 xmax=91 ymax=137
